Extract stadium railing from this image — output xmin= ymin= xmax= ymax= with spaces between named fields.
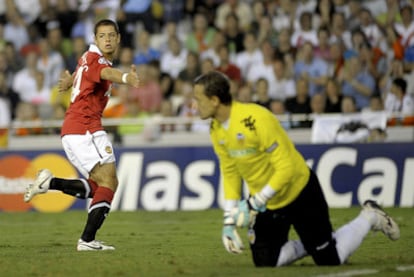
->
xmin=1 ymin=113 xmax=414 ymax=150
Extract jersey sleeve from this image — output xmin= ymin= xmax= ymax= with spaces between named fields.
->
xmin=86 ymin=55 xmax=110 ymax=83
xmin=210 ymin=124 xmax=243 ymax=201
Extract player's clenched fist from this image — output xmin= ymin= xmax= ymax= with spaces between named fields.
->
xmin=123 ymin=64 xmax=140 ymax=88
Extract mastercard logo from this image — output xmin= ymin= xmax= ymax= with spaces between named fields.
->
xmin=0 ymin=153 xmax=78 ymax=212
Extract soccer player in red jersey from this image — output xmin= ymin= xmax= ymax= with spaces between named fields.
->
xmin=24 ymin=19 xmax=140 ymax=251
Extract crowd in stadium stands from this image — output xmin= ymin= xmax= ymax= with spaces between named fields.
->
xmin=1 ymin=0 xmax=414 ymax=137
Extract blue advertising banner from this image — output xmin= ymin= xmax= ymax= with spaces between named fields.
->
xmin=1 ymin=143 xmax=413 ymax=212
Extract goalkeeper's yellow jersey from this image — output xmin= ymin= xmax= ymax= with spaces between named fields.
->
xmin=210 ymin=101 xmax=310 ymax=210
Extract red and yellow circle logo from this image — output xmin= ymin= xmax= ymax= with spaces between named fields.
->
xmin=0 ymin=153 xmax=78 ymax=212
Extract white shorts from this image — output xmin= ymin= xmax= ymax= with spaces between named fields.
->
xmin=61 ymin=130 xmax=116 ymax=178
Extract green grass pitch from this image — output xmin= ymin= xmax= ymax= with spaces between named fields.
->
xmin=0 ymin=208 xmax=413 ymax=277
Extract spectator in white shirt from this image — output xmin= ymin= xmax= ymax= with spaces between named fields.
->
xmin=330 ymin=12 xmax=352 ymax=50
xmin=235 ymin=32 xmax=263 ymax=80
xmin=246 ymin=39 xmax=275 ymax=86
xmin=3 ymin=9 xmax=29 ymax=52
xmin=385 ymin=77 xmax=414 ymax=115
xmin=394 ymin=5 xmax=414 ymax=48
xmin=358 ymin=8 xmax=386 ymax=51
xmin=160 ymin=36 xmax=187 ymax=79
xmin=12 ymin=56 xmax=50 ymax=109
xmin=268 ymin=59 xmax=296 ymax=101
xmin=394 ymin=5 xmax=414 ymax=65
xmin=272 ymin=0 xmax=296 ymax=32
xmin=200 ymin=31 xmax=227 ymax=67
xmin=290 ymin=11 xmax=318 ymax=48
xmin=12 ymin=51 xmax=39 ymax=103
xmin=37 ymin=37 xmax=65 ymax=89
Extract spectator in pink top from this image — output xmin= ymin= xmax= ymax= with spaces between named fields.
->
xmin=130 ymin=64 xmax=163 ymax=114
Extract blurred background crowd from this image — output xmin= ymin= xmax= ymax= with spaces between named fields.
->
xmin=1 ymin=0 xmax=414 ymax=138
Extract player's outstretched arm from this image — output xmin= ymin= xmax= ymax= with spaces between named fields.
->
xmin=101 ymin=65 xmax=140 ymax=88
xmin=125 ymin=64 xmax=140 ymax=88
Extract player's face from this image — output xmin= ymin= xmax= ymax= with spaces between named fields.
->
xmin=193 ymin=84 xmax=217 ymax=120
xmin=94 ymin=25 xmax=120 ymax=57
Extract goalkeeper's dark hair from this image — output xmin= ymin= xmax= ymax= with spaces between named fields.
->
xmin=194 ymin=71 xmax=232 ymax=105
xmin=94 ymin=19 xmax=120 ymax=35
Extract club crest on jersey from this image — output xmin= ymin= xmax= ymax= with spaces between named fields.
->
xmin=105 ymin=146 xmax=112 ymax=154
xmin=98 ymin=57 xmax=109 ymax=65
xmin=236 ymin=133 xmax=245 ymax=144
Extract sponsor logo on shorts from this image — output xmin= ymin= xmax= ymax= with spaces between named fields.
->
xmin=105 ymin=146 xmax=112 ymax=154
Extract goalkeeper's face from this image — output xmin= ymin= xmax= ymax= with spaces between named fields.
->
xmin=193 ymin=84 xmax=218 ymax=120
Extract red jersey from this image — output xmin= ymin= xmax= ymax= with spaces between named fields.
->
xmin=61 ymin=45 xmax=112 ymax=136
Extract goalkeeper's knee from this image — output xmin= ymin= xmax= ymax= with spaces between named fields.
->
xmin=310 ymin=239 xmax=341 ymax=266
xmin=251 ymin=243 xmax=279 ymax=267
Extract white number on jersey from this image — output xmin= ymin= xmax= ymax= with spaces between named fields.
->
xmin=71 ymin=65 xmax=88 ymax=103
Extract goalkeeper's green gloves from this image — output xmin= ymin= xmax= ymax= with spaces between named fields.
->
xmin=232 ymin=185 xmax=276 ymax=228
xmin=222 ymin=212 xmax=244 ymax=254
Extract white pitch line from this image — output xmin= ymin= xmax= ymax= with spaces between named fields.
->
xmin=315 ymin=269 xmax=379 ymax=277
xmin=396 ymin=265 xmax=414 ymax=272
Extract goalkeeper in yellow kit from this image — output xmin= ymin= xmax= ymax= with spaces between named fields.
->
xmin=193 ymin=71 xmax=400 ymax=267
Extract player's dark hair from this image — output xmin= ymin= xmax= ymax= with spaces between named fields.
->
xmin=94 ymin=19 xmax=120 ymax=35
xmin=194 ymin=71 xmax=232 ymax=105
